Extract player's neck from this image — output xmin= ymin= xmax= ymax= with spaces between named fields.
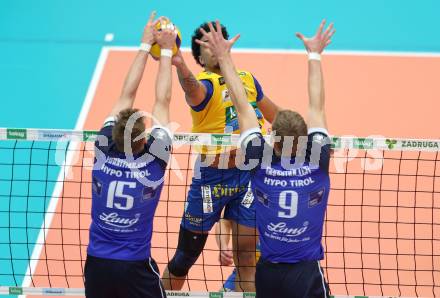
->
xmin=204 ymin=66 xmax=222 ymax=75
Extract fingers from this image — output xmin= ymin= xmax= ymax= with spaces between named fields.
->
xmin=220 ymin=250 xmax=234 ymax=265
xmin=152 ymin=19 xmax=160 ymax=28
xmin=323 ymin=22 xmax=334 ymax=39
xmin=147 ymin=11 xmax=156 ymax=24
xmin=326 ymin=28 xmax=336 ymax=40
xmin=199 ymin=27 xmax=209 ymax=37
xmin=195 ymin=38 xmax=210 ymax=48
xmin=230 ymin=34 xmax=241 ymax=46
xmin=215 ymin=20 xmax=222 ymax=36
xmin=207 ymin=21 xmax=219 ymax=43
xmin=317 ymin=19 xmax=326 ymax=36
xmin=199 ymin=27 xmax=215 ymax=45
xmin=295 ymin=32 xmax=305 ymax=41
xmin=207 ymin=21 xmax=216 ymax=35
xmin=159 ymin=17 xmax=167 ymax=29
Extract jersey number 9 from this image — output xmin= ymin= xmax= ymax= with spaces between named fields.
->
xmin=278 ymin=190 xmax=298 ymax=219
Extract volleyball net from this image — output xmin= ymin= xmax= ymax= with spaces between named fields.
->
xmin=0 ymin=127 xmax=439 ymax=297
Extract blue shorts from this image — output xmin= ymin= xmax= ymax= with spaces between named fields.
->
xmin=181 ymin=166 xmax=256 ymax=232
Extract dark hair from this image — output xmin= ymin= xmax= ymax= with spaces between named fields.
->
xmin=191 ymin=21 xmax=229 ymax=66
xmin=112 ymin=108 xmax=146 ymax=153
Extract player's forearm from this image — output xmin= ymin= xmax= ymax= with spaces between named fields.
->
xmin=258 ymin=96 xmax=282 ymax=124
xmin=218 ymin=55 xmax=258 ymax=128
xmin=156 ymin=56 xmax=172 ymax=105
xmin=308 ymin=59 xmax=325 ymax=113
xmin=216 ymin=220 xmax=231 ymax=249
xmin=153 ymin=55 xmax=172 ymax=125
xmin=120 ymin=50 xmax=149 ymax=101
xmin=176 ymin=63 xmax=206 ymax=103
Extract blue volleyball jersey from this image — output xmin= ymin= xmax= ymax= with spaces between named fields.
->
xmin=241 ymin=128 xmax=331 ymax=263
xmin=87 ymin=117 xmax=172 ymax=261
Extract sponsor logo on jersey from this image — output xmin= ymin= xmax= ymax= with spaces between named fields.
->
xmin=267 ymin=221 xmax=308 ymax=238
xmin=309 ymin=188 xmax=325 ymax=207
xmin=142 ymin=187 xmax=156 ymax=201
xmin=255 ymin=189 xmax=269 ymax=207
xmin=92 ymin=177 xmax=102 ymax=196
xmin=222 ymin=89 xmax=231 ymax=102
xmin=99 ymin=212 xmax=140 ymax=228
xmin=264 ymin=221 xmax=310 ymax=244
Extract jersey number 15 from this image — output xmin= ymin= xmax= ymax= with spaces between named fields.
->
xmin=106 ymin=181 xmax=136 ymax=210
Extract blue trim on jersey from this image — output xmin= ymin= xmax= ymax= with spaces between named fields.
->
xmin=190 ymin=79 xmax=214 ymax=112
xmin=252 ymin=75 xmax=264 ymax=102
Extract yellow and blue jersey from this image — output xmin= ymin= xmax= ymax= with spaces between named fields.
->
xmin=191 ymin=70 xmax=265 ymax=134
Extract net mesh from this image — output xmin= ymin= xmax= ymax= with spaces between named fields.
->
xmin=0 ymin=128 xmax=439 ymax=297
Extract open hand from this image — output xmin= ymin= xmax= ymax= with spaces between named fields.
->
xmin=296 ymin=20 xmax=335 ymax=53
xmin=219 ymin=247 xmax=234 ymax=266
xmin=195 ymin=20 xmax=240 ymax=60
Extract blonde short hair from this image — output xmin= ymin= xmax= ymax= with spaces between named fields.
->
xmin=272 ymin=110 xmax=307 ymax=156
xmin=112 ymin=108 xmax=146 ymax=153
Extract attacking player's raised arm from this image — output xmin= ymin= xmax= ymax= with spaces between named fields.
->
xmin=109 ymin=11 xmax=158 ymax=117
xmin=195 ymin=21 xmax=259 ymax=133
xmin=296 ymin=20 xmax=335 ymax=130
xmin=172 ymin=51 xmax=208 ymax=107
xmin=257 ymin=95 xmax=282 ymax=124
xmin=151 ymin=22 xmax=176 ymax=126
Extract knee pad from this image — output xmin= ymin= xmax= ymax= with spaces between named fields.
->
xmin=167 ymin=227 xmax=208 ymax=277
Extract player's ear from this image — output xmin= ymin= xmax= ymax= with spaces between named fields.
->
xmin=199 ymin=55 xmax=205 ymax=67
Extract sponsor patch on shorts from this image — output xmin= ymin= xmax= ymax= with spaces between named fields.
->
xmin=241 ymin=188 xmax=254 ymax=208
xmin=202 ymin=185 xmax=213 ymax=213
